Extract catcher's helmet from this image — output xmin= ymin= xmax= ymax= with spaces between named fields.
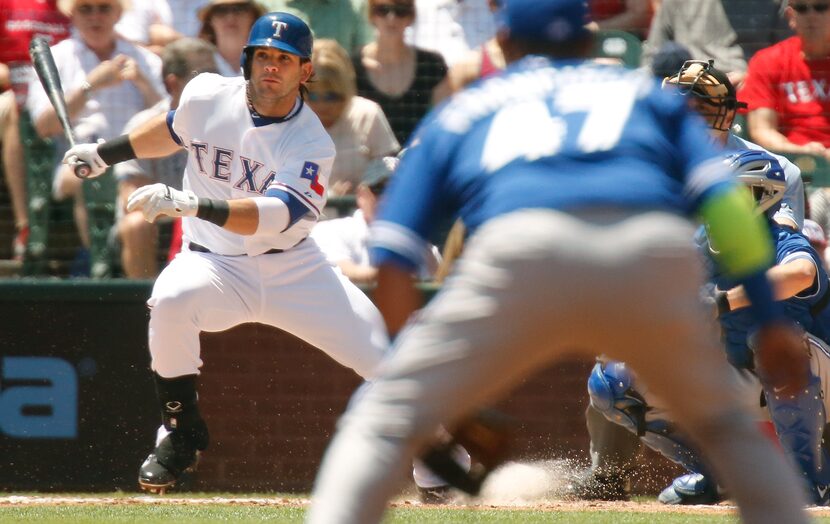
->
xmin=662 ymin=60 xmax=747 ymax=132
xmin=726 ymin=149 xmax=786 ymax=214
xmin=241 ymin=12 xmax=313 ymax=80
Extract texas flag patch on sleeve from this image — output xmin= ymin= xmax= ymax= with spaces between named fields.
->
xmin=300 ymin=161 xmax=324 ymax=196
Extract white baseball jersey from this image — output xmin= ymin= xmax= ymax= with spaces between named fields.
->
xmin=170 ymin=73 xmax=335 ymax=255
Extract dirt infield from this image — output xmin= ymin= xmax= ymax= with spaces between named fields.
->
xmin=0 ymin=494 xmax=736 ymax=514
xmin=3 ymin=495 xmax=830 ymax=518
xmin=4 ymin=461 xmax=829 ymax=517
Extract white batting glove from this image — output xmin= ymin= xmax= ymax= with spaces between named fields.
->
xmin=62 ymin=139 xmax=107 ymax=179
xmin=126 ymin=183 xmax=199 ymax=223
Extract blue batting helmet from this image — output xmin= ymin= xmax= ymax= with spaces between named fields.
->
xmin=496 ymin=0 xmax=591 ymax=44
xmin=241 ymin=12 xmax=313 ymax=79
xmin=725 ymin=149 xmax=787 ymax=214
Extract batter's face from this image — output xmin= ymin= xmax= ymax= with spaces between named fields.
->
xmin=248 ymin=48 xmax=312 ymax=114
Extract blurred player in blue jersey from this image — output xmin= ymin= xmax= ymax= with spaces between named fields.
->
xmin=589 ymin=151 xmax=830 ymax=506
xmin=306 ymin=1 xmax=811 ymax=523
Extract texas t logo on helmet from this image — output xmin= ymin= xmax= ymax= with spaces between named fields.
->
xmin=272 ymin=20 xmax=289 ymax=38
xmin=241 ymin=12 xmax=313 ymax=79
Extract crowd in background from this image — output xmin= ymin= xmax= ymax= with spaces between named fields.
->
xmin=2 ymin=0 xmax=830 ymax=279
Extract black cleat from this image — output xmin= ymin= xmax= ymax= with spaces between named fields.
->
xmin=138 ymin=431 xmax=203 ymax=494
xmin=418 ymin=485 xmax=453 ymax=504
xmin=138 ymin=451 xmax=199 ymax=494
xmin=138 ymin=453 xmax=175 ymax=494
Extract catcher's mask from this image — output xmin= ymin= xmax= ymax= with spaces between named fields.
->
xmin=662 ymin=59 xmax=747 ymax=132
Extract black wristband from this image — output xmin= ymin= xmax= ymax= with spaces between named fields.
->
xmin=196 ymin=198 xmax=230 ymax=227
xmin=715 ymin=290 xmax=731 ymax=316
xmin=97 ymin=134 xmax=137 ymax=165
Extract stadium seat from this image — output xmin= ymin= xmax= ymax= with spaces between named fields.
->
xmin=784 ymin=153 xmax=830 ymax=187
xmin=592 ymin=30 xmax=642 ymax=68
xmin=19 ymin=111 xmax=116 ymax=278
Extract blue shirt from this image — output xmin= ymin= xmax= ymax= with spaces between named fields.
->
xmin=702 ymin=224 xmax=829 ymax=369
xmin=369 ymin=56 xmax=733 ymax=271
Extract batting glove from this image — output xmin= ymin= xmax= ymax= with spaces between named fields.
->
xmin=62 ymin=139 xmax=107 ymax=179
xmin=127 ymin=183 xmax=199 ymax=223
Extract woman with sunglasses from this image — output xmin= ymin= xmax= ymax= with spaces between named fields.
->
xmin=308 ymin=39 xmax=399 ymax=197
xmin=197 ymin=0 xmax=266 ymax=76
xmin=352 ymin=0 xmax=450 ymax=146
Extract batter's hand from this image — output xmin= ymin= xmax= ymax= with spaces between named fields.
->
xmin=127 ymin=183 xmax=199 ymax=223
xmin=62 ymin=139 xmax=107 ymax=179
xmin=754 ymin=321 xmax=810 ymax=396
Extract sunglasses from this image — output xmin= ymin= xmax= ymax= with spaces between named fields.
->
xmin=791 ymin=3 xmax=830 ymax=13
xmin=76 ymin=3 xmax=115 ymax=15
xmin=212 ymin=3 xmax=250 ymax=16
xmin=307 ymin=91 xmax=346 ymax=103
xmin=371 ymin=4 xmax=415 ymax=18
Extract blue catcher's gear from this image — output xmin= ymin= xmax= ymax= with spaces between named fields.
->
xmin=764 ymin=348 xmax=830 ymax=504
xmin=726 ymin=149 xmax=787 ymax=214
xmin=587 ymin=361 xmax=645 ymax=434
xmin=587 ymin=362 xmax=706 ymax=474
xmin=658 ymin=473 xmax=722 ymax=505
xmin=241 ymin=12 xmax=313 ymax=80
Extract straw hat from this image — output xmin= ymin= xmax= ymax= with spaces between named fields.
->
xmin=57 ymin=0 xmax=131 ymax=17
xmin=197 ymin=0 xmax=266 ymax=23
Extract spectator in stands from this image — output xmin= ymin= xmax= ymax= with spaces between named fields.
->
xmin=740 ymin=0 xmax=830 ymax=158
xmin=353 ymin=0 xmax=449 ymax=145
xmin=27 ymin=0 xmax=165 ymax=276
xmin=116 ymin=0 xmax=176 ymax=54
xmin=810 ymin=187 xmax=830 ymax=254
xmin=406 ymin=0 xmax=496 ymax=67
xmin=308 ymin=39 xmax=399 ymax=197
xmin=114 ymin=38 xmax=218 ymax=279
xmin=587 ymin=0 xmax=653 ymax=40
xmin=197 ymin=0 xmax=265 ymax=77
xmin=311 ymin=156 xmax=440 ymax=284
xmin=169 ymin=0 xmax=210 ymax=39
xmin=443 ymin=0 xmax=503 ymax=95
xmin=263 ymin=0 xmax=373 ymax=54
xmin=0 ymin=0 xmax=70 ymax=262
xmin=649 ymin=41 xmax=692 ymax=79
xmin=803 ymin=218 xmax=829 ymax=269
xmin=642 ymin=0 xmax=790 ymax=89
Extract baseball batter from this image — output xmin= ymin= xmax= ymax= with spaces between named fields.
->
xmin=62 ymin=11 xmax=445 ymax=494
xmin=307 ymin=1 xmax=811 ymax=523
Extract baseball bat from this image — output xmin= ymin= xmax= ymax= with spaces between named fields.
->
xmin=28 ymin=36 xmax=91 ymax=178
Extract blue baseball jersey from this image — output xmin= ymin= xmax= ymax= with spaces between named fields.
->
xmin=701 ymin=224 xmax=829 ymax=369
xmin=369 ymin=57 xmax=733 ymax=271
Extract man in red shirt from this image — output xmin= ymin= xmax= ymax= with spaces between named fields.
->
xmin=0 ymin=0 xmax=70 ymax=260
xmin=739 ymin=0 xmax=830 ymax=158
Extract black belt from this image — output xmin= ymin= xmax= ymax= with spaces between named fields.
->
xmin=188 ymin=242 xmax=285 ymax=255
